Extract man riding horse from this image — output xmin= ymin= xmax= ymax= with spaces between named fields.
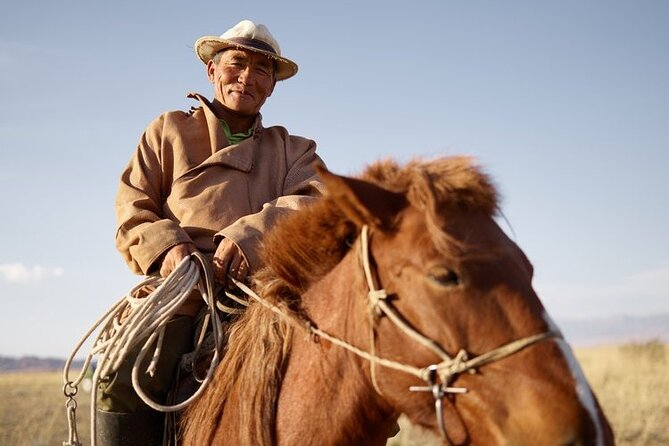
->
xmin=103 ymin=19 xmax=324 ymax=445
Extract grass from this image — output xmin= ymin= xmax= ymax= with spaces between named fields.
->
xmin=576 ymin=340 xmax=669 ymax=445
xmin=1 ymin=342 xmax=667 ymax=445
xmin=0 ymin=371 xmax=92 ymax=446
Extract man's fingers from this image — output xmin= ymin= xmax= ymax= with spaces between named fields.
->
xmin=160 ymin=243 xmax=196 ymax=278
xmin=213 ymin=239 xmax=249 ymax=288
xmin=236 ymin=261 xmax=249 ymax=283
xmin=212 ymin=257 xmax=230 ymax=285
xmin=228 ymin=255 xmax=243 ymax=278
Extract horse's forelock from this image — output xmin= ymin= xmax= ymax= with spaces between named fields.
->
xmin=363 ymin=156 xmax=499 ymax=216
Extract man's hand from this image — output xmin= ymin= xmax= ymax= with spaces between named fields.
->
xmin=212 ymin=238 xmax=249 ymax=289
xmin=160 ymin=242 xmax=197 ymax=278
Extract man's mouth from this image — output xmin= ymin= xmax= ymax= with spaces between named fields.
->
xmin=230 ymin=89 xmax=254 ymax=100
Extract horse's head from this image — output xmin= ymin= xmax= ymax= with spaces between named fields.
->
xmin=309 ymin=157 xmax=613 ymax=445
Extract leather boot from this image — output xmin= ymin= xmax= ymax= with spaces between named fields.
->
xmin=95 ymin=410 xmax=165 ymax=446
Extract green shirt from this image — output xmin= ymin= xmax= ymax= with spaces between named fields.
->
xmin=220 ymin=119 xmax=254 ymax=145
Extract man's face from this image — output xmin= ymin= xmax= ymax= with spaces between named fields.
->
xmin=207 ymin=49 xmax=276 ymax=116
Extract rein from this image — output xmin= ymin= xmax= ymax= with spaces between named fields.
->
xmin=232 ymin=225 xmax=558 ymax=445
xmin=62 ymin=252 xmax=226 ymax=446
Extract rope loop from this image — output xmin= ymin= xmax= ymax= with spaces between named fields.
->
xmin=63 ymin=252 xmax=235 ymax=446
xmin=65 ymin=396 xmax=78 ymax=410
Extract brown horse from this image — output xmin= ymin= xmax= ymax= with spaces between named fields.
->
xmin=181 ymin=157 xmax=614 ymax=445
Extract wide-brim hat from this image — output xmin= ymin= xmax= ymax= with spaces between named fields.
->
xmin=194 ymin=20 xmax=298 ymax=81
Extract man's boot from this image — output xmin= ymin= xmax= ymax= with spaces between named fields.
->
xmin=95 ymin=410 xmax=164 ymax=446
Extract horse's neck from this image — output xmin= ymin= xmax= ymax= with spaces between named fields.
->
xmin=275 ymin=259 xmax=398 ymax=445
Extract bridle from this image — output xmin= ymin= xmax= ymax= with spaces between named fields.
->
xmin=232 ymin=225 xmax=558 ymax=445
xmin=358 ymin=225 xmax=558 ymax=444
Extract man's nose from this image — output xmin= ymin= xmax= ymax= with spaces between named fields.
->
xmin=237 ymin=66 xmax=253 ymax=84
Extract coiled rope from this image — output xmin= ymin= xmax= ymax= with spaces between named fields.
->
xmin=62 ymin=252 xmax=225 ymax=446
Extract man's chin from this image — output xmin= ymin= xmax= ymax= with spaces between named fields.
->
xmin=220 ymin=102 xmax=260 ymax=117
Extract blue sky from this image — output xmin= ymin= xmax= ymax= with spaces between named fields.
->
xmin=1 ymin=0 xmax=667 ymax=357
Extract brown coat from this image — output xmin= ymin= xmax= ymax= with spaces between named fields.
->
xmin=115 ymin=92 xmax=324 ymax=280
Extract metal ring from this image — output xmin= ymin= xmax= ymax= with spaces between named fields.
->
xmin=63 ymin=382 xmax=78 ymax=398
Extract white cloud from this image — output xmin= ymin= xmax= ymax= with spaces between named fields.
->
xmin=0 ymin=263 xmax=65 ymax=283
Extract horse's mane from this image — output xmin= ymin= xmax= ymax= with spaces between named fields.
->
xmin=265 ymin=156 xmax=498 ymax=295
xmin=180 ymin=156 xmax=498 ymax=445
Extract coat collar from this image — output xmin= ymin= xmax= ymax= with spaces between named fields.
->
xmin=187 ymin=92 xmax=263 ymax=172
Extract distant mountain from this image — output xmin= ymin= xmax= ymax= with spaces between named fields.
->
xmin=1 ymin=315 xmax=667 ymax=372
xmin=0 ymin=355 xmax=85 ymax=373
xmin=557 ymin=313 xmax=669 ymax=346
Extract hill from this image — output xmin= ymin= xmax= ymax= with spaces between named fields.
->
xmin=1 ymin=314 xmax=667 ymax=372
xmin=558 ymin=313 xmax=669 ymax=346
xmin=0 ymin=356 xmax=84 ymax=373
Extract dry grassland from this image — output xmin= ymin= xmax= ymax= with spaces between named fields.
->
xmin=0 ymin=341 xmax=667 ymax=445
xmin=575 ymin=341 xmax=668 ymax=445
xmin=0 ymin=370 xmax=92 ymax=445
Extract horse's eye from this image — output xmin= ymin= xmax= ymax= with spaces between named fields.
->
xmin=343 ymin=234 xmax=356 ymax=248
xmin=427 ymin=267 xmax=460 ymax=287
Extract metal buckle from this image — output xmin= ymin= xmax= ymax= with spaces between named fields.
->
xmin=409 ymin=365 xmax=467 ymax=442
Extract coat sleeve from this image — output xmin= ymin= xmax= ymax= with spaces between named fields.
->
xmin=115 ymin=116 xmax=193 ymax=275
xmin=215 ymin=139 xmax=325 ymax=271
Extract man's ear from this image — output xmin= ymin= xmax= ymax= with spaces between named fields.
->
xmin=206 ymin=59 xmax=217 ymax=83
xmin=316 ymin=165 xmax=407 ymax=230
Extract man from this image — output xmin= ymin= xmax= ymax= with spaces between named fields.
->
xmin=100 ymin=20 xmax=324 ymax=445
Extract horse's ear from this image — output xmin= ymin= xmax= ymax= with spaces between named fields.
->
xmin=316 ymin=165 xmax=407 ymax=230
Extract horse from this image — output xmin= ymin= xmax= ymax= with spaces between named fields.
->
xmin=180 ymin=156 xmax=614 ymax=445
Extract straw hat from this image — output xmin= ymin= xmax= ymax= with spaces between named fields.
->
xmin=194 ymin=20 xmax=298 ymax=81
